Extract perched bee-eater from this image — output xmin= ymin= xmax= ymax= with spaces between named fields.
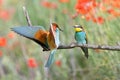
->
xmin=12 ymin=23 xmax=62 ymax=67
xmin=73 ymin=25 xmax=88 ymax=58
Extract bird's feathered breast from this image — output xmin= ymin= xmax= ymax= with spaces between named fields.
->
xmin=75 ymin=31 xmax=87 ymax=44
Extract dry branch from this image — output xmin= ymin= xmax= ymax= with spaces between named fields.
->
xmin=23 ymin=6 xmax=120 ymax=51
xmin=23 ymin=6 xmax=32 ymax=26
xmin=58 ymin=43 xmax=120 ymax=51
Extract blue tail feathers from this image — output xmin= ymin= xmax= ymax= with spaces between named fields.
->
xmin=45 ymin=49 xmax=57 ymax=68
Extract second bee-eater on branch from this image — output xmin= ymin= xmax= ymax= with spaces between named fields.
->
xmin=12 ymin=23 xmax=62 ymax=68
xmin=73 ymin=25 xmax=88 ymax=58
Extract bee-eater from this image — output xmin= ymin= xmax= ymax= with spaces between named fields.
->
xmin=11 ymin=23 xmax=62 ymax=67
xmin=73 ymin=25 xmax=88 ymax=58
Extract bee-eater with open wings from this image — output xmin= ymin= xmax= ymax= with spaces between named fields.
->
xmin=73 ymin=25 xmax=88 ymax=58
xmin=11 ymin=23 xmax=62 ymax=67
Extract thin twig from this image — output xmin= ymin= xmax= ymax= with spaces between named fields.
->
xmin=23 ymin=6 xmax=32 ymax=26
xmin=23 ymin=7 xmax=37 ymax=80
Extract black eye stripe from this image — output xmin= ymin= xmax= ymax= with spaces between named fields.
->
xmin=74 ymin=25 xmax=82 ymax=28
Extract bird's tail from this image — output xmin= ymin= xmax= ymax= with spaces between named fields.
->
xmin=81 ymin=47 xmax=88 ymax=59
xmin=45 ymin=49 xmax=56 ymax=68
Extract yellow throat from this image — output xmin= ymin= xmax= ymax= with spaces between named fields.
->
xmin=75 ymin=28 xmax=82 ymax=32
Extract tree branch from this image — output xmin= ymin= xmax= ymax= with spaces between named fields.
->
xmin=22 ymin=7 xmax=120 ymax=51
xmin=58 ymin=43 xmax=120 ymax=51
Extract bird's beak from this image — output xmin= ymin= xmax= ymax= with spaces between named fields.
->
xmin=58 ymin=27 xmax=63 ymax=32
xmin=73 ymin=26 xmax=75 ymax=28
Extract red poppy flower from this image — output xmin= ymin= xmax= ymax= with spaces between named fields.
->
xmin=0 ymin=37 xmax=7 ymax=47
xmin=55 ymin=60 xmax=62 ymax=67
xmin=107 ymin=8 xmax=120 ymax=17
xmin=85 ymin=14 xmax=93 ymax=21
xmin=41 ymin=1 xmax=57 ymax=9
xmin=98 ymin=2 xmax=106 ymax=11
xmin=27 ymin=58 xmax=38 ymax=68
xmin=59 ymin=0 xmax=70 ymax=3
xmin=107 ymin=8 xmax=115 ymax=14
xmin=92 ymin=16 xmax=105 ymax=24
xmin=0 ymin=51 xmax=2 ymax=57
xmin=103 ymin=0 xmax=111 ymax=6
xmin=85 ymin=15 xmax=91 ymax=21
xmin=0 ymin=0 xmax=2 ymax=5
xmin=7 ymin=32 xmax=15 ymax=38
xmin=111 ymin=0 xmax=120 ymax=9
xmin=75 ymin=0 xmax=97 ymax=15
xmin=0 ymin=10 xmax=10 ymax=21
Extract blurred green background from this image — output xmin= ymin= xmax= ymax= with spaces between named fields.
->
xmin=0 ymin=0 xmax=120 ymax=80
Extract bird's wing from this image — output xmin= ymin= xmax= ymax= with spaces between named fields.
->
xmin=49 ymin=25 xmax=56 ymax=42
xmin=75 ymin=32 xmax=77 ymax=41
xmin=47 ymin=25 xmax=58 ymax=49
xmin=11 ymin=26 xmax=49 ymax=51
xmin=85 ymin=33 xmax=88 ymax=44
xmin=82 ymin=32 xmax=88 ymax=58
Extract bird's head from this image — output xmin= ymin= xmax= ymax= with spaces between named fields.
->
xmin=73 ymin=25 xmax=84 ymax=32
xmin=49 ymin=23 xmax=62 ymax=48
xmin=49 ymin=23 xmax=62 ymax=41
xmin=50 ymin=23 xmax=63 ymax=32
